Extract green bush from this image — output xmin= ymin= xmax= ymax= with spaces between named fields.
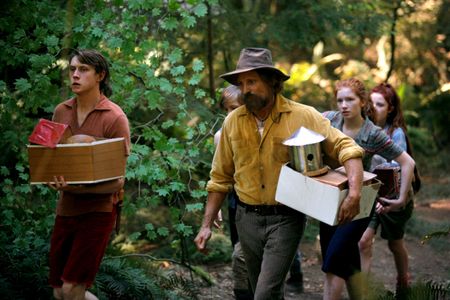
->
xmin=1 ymin=0 xmax=448 ymax=297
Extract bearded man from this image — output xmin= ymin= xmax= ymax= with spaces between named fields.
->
xmin=194 ymin=47 xmax=364 ymax=299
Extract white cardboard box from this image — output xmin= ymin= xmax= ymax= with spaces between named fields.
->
xmin=275 ymin=164 xmax=380 ymax=226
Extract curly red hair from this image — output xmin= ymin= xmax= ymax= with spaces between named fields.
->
xmin=334 ymin=78 xmax=373 ymax=117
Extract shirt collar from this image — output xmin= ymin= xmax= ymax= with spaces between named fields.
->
xmin=63 ymin=95 xmax=111 ymax=111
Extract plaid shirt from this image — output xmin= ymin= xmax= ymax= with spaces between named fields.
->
xmin=323 ymin=111 xmax=403 ymax=171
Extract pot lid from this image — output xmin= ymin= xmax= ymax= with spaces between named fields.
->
xmin=283 ymin=126 xmax=325 ymax=146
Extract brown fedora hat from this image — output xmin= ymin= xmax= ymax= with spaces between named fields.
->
xmin=220 ymin=47 xmax=290 ymax=85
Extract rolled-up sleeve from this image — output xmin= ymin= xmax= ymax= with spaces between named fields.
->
xmin=206 ymin=119 xmax=235 ymax=193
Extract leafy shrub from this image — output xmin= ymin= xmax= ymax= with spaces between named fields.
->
xmin=420 ymin=92 xmax=450 ymax=150
xmin=0 ymin=185 xmax=54 ymax=299
xmin=0 ymin=0 xmax=212 ymax=297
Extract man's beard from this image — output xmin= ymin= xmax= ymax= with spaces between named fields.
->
xmin=243 ymin=92 xmax=270 ymax=114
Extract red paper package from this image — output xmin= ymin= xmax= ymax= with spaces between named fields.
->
xmin=28 ymin=119 xmax=68 ymax=148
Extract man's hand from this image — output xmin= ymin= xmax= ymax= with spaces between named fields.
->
xmin=337 ymin=194 xmax=360 ymax=224
xmin=194 ymin=226 xmax=212 ymax=254
xmin=194 ymin=192 xmax=227 ymax=254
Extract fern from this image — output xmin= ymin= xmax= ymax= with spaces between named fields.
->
xmin=407 ymin=281 xmax=450 ymax=300
xmin=94 ymin=258 xmax=165 ymax=299
xmin=376 ymin=280 xmax=450 ymax=300
xmin=159 ymin=273 xmax=200 ymax=300
xmin=94 ymin=257 xmax=199 ymax=300
xmin=0 ymin=235 xmax=53 ymax=299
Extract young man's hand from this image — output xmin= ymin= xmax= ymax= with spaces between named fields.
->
xmin=47 ymin=176 xmax=83 ymax=192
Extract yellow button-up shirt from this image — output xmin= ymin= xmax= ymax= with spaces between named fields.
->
xmin=207 ymin=95 xmax=364 ymax=205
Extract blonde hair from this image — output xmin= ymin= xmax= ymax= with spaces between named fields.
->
xmin=219 ymin=85 xmax=242 ymax=109
xmin=334 ymin=78 xmax=372 ymax=117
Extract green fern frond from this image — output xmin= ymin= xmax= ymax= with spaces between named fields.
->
xmin=95 ymin=258 xmax=165 ymax=299
xmin=159 ymin=273 xmax=199 ymax=300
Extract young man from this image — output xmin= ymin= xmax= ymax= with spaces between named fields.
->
xmin=194 ymin=47 xmax=365 ymax=299
xmin=48 ymin=49 xmax=130 ymax=300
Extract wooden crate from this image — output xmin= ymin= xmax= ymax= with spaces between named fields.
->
xmin=28 ymin=138 xmax=126 ymax=184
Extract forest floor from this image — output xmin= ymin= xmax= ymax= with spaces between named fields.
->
xmin=194 ymin=174 xmax=450 ymax=300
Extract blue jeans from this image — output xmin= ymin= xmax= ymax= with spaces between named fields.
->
xmin=235 ymin=205 xmax=306 ymax=300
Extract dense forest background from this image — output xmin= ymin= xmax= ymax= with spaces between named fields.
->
xmin=0 ymin=0 xmax=448 ymax=299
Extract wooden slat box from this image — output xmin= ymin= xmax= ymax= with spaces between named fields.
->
xmin=28 ymin=138 xmax=126 ymax=184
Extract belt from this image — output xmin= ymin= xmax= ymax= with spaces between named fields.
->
xmin=237 ymin=200 xmax=298 ymax=216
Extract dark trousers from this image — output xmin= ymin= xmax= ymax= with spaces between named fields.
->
xmin=320 ymin=217 xmax=370 ymax=280
xmin=227 ymin=190 xmax=240 ymax=247
xmin=235 ymin=205 xmax=306 ymax=300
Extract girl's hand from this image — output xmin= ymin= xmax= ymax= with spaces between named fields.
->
xmin=376 ymin=197 xmax=404 ymax=213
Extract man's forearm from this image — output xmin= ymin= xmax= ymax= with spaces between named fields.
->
xmin=201 ymin=192 xmax=227 ymax=229
xmin=343 ymin=158 xmax=363 ymax=200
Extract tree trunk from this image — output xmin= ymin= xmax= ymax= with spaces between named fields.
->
xmin=206 ymin=3 xmax=215 ymax=100
xmin=386 ymin=1 xmax=401 ymax=82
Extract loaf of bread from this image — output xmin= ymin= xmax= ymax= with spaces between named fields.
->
xmin=64 ymin=134 xmax=96 ymax=144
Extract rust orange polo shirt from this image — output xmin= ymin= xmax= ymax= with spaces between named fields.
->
xmin=52 ymin=95 xmax=131 ymax=216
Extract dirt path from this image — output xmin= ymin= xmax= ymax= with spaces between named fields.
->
xmin=197 ymin=200 xmax=450 ymax=299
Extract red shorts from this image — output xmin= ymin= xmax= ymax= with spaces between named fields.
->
xmin=49 ymin=207 xmax=116 ymax=288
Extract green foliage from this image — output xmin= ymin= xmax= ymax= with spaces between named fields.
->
xmin=0 ymin=0 xmax=448 ymax=297
xmin=303 ymin=218 xmax=320 ymax=243
xmin=375 ymin=281 xmax=450 ymax=300
xmin=407 ymin=217 xmax=449 ymax=252
xmin=94 ymin=257 xmax=199 ymax=300
xmin=0 ymin=177 xmax=55 ymax=299
xmin=419 ymin=92 xmax=450 ymax=150
xmin=159 ymin=273 xmax=201 ymax=299
xmin=189 ymin=265 xmax=217 ymax=286
xmin=0 ymin=0 xmax=214 ymax=297
xmin=421 ymin=226 xmax=450 ymax=245
xmin=267 ymin=1 xmax=387 ymax=51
